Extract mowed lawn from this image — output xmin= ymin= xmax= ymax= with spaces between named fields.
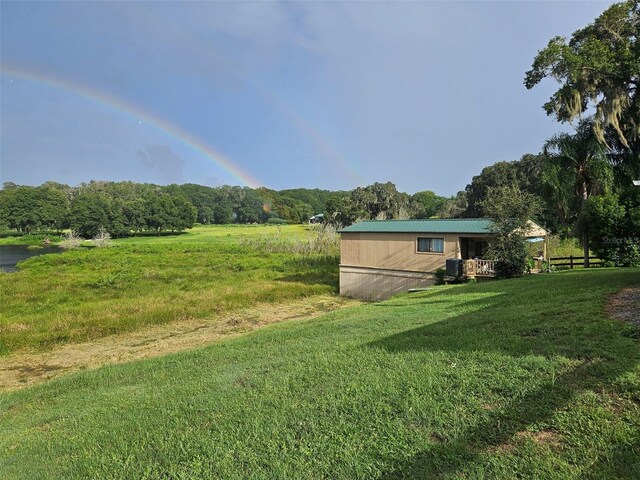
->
xmin=1 ymin=269 xmax=639 ymax=479
xmin=0 ymin=225 xmax=337 ymax=355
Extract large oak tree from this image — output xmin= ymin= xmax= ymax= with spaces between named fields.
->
xmin=525 ymin=1 xmax=640 ymax=176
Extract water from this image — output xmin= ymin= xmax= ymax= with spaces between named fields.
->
xmin=0 ymin=244 xmax=62 ymax=272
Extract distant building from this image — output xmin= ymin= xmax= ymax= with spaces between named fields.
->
xmin=309 ymin=214 xmax=324 ymax=224
xmin=338 ymin=218 xmax=547 ymax=300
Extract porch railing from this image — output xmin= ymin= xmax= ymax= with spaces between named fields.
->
xmin=463 ymin=259 xmax=496 ymax=277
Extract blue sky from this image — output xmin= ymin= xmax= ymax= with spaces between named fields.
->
xmin=1 ymin=1 xmax=613 ymax=195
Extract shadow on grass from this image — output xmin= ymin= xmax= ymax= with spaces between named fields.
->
xmin=367 ymin=277 xmax=640 ymax=478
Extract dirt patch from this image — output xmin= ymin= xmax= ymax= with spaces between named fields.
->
xmin=0 ymin=295 xmax=359 ymax=392
xmin=486 ymin=429 xmax=561 ymax=454
xmin=517 ymin=429 xmax=561 ymax=447
xmin=608 ymin=287 xmax=640 ymax=325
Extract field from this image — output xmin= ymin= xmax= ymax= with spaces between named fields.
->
xmin=0 ymin=225 xmax=342 ymax=356
xmin=1 ymin=267 xmax=639 ymax=478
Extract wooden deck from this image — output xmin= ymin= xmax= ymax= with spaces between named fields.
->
xmin=463 ymin=259 xmax=496 ymax=277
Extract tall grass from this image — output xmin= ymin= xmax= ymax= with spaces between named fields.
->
xmin=0 ymin=225 xmax=339 ymax=356
xmin=239 ymin=223 xmax=340 ymax=256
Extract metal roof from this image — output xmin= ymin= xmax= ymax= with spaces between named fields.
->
xmin=338 ymin=218 xmax=495 ymax=234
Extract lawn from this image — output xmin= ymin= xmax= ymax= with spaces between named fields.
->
xmin=0 ymin=225 xmax=338 ymax=355
xmin=1 ymin=268 xmax=639 ymax=479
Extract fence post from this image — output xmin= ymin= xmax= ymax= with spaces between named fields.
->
xmin=570 ymin=255 xmax=574 ymax=269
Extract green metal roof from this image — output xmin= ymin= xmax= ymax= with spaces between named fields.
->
xmin=338 ymin=218 xmax=495 ymax=234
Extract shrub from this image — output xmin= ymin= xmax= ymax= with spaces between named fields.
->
xmin=434 ymin=268 xmax=447 ymax=285
xmin=92 ymin=227 xmax=112 ymax=248
xmin=481 ymin=186 xmax=541 ymax=278
xmin=60 ymin=230 xmax=83 ymax=249
xmin=587 ymin=193 xmax=640 ymax=267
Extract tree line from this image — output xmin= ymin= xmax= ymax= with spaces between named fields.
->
xmin=0 ymin=179 xmax=453 ymax=238
xmin=0 ymin=181 xmax=198 ymax=238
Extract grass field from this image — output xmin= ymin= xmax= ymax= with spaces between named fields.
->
xmin=1 ymin=268 xmax=639 ymax=479
xmin=0 ymin=225 xmax=338 ymax=356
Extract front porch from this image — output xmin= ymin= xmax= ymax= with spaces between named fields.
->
xmin=463 ymin=259 xmax=496 ymax=278
xmin=459 ymin=236 xmax=496 ymax=278
xmin=458 ymin=232 xmax=547 ymax=278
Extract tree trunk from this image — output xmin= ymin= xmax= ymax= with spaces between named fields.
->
xmin=581 ymin=181 xmax=589 ymax=268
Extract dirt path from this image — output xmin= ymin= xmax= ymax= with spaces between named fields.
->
xmin=608 ymin=286 xmax=640 ymax=325
xmin=0 ymin=295 xmax=359 ymax=392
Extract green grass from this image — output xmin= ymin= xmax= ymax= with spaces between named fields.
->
xmin=0 ymin=225 xmax=337 ymax=355
xmin=113 ymin=223 xmax=312 ymax=246
xmin=0 ymin=232 xmax=63 ymax=245
xmin=1 ymin=269 xmax=639 ymax=478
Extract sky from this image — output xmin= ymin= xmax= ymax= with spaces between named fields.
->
xmin=0 ymin=1 xmax=615 ymax=196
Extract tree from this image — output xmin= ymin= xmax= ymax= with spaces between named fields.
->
xmin=543 ymin=118 xmax=613 ymax=265
xmin=435 ymin=191 xmax=468 ymax=218
xmin=464 ymin=154 xmax=546 ymax=219
xmin=322 ymin=183 xmax=409 ymax=226
xmin=480 ymin=186 xmax=542 ymax=278
xmin=212 ymin=201 xmax=234 ymax=224
xmin=123 ymin=198 xmax=148 ymax=234
xmin=410 ymin=191 xmax=447 ymax=218
xmin=168 ymin=194 xmax=197 ymax=231
xmin=236 ymin=189 xmax=265 ymax=223
xmin=587 ymin=189 xmax=640 ymax=266
xmin=144 ymin=191 xmax=172 ymax=234
xmin=176 ymin=183 xmax=218 ymax=224
xmin=324 ymin=192 xmax=352 ymax=226
xmin=0 ymin=185 xmax=69 ymax=232
xmin=70 ymin=192 xmax=110 ymax=238
xmin=525 ymin=1 xmax=640 ymax=175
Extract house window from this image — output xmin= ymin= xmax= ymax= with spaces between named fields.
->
xmin=417 ymin=237 xmax=444 ymax=253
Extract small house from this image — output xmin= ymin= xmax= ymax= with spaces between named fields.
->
xmin=309 ymin=214 xmax=324 ymax=224
xmin=338 ymin=218 xmax=547 ymax=300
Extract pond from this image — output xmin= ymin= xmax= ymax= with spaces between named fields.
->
xmin=0 ymin=244 xmax=63 ymax=272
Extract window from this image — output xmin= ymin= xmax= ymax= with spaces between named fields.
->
xmin=417 ymin=237 xmax=444 ymax=253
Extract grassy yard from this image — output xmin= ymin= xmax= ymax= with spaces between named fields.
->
xmin=0 ymin=225 xmax=338 ymax=356
xmin=1 ymin=268 xmax=639 ymax=478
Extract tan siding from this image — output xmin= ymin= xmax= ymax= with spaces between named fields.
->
xmin=340 ymin=266 xmax=436 ymax=301
xmin=340 ymin=232 xmax=460 ymax=273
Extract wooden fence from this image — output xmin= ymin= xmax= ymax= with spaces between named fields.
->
xmin=549 ymin=255 xmax=605 ymax=269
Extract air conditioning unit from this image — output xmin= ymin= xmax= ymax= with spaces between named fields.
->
xmin=446 ymin=258 xmax=463 ymax=277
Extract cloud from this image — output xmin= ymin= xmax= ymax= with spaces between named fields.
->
xmin=137 ymin=145 xmax=185 ymax=185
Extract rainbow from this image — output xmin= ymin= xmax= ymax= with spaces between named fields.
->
xmin=251 ymin=81 xmax=365 ymax=186
xmin=107 ymin=3 xmax=365 ymax=187
xmin=1 ymin=64 xmax=263 ymax=188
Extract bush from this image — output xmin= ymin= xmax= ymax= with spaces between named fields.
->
xmin=587 ymin=193 xmax=640 ymax=267
xmin=60 ymin=230 xmax=83 ymax=249
xmin=434 ymin=268 xmax=447 ymax=285
xmin=480 ymin=186 xmax=540 ymax=279
xmin=489 ymin=234 xmax=528 ymax=278
xmin=92 ymin=227 xmax=112 ymax=248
